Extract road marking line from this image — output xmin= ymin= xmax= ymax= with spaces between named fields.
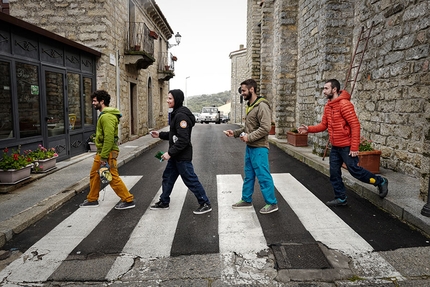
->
xmin=0 ymin=176 xmax=142 ymax=284
xmin=272 ymin=173 xmax=404 ymax=280
xmin=106 ymin=178 xmax=188 ymax=280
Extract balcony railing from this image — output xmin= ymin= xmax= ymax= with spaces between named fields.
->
xmin=125 ymin=22 xmax=154 ymax=55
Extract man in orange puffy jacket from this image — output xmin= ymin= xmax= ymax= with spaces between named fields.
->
xmin=298 ymin=79 xmax=388 ymax=207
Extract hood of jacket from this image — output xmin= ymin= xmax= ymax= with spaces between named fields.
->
xmin=327 ymin=90 xmax=351 ymax=107
xmin=172 ymin=106 xmax=196 ymax=126
xmin=170 ymin=89 xmax=184 ymax=110
xmin=100 ymin=107 xmax=122 ymax=118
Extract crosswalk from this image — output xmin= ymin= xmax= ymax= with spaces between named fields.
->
xmin=0 ymin=173 xmax=403 ymax=284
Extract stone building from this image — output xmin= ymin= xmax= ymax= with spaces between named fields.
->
xmin=239 ymin=0 xmax=429 ymax=198
xmin=229 ymin=44 xmax=247 ymax=124
xmin=0 ymin=0 xmax=177 ymax=160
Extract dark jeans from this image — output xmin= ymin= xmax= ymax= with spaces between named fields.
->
xmin=160 ymin=158 xmax=210 ymax=205
xmin=329 ymin=146 xmax=383 ymax=199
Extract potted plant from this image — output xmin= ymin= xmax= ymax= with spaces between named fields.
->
xmin=287 ymin=128 xmax=308 ymax=147
xmin=269 ymin=122 xmax=276 ymax=135
xmin=27 ymin=144 xmax=58 ymax=173
xmin=357 ymin=137 xmax=381 ymax=174
xmin=149 ymin=30 xmax=158 ymax=39
xmin=88 ymin=133 xmax=97 ymax=152
xmin=0 ymin=146 xmax=33 ymax=184
xmin=172 ymin=56 xmax=177 ymax=61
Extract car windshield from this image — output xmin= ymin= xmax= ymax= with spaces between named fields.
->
xmin=202 ymin=108 xmax=217 ymax=113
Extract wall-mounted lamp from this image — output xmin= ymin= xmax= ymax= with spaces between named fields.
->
xmin=168 ymin=32 xmax=182 ymax=48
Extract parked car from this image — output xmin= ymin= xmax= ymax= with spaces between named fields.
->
xmin=193 ymin=113 xmax=200 ymax=122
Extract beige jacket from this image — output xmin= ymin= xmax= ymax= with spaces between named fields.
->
xmin=234 ymin=97 xmax=272 ymax=149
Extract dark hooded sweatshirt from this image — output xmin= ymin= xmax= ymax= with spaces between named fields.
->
xmin=159 ymin=89 xmax=195 ymax=161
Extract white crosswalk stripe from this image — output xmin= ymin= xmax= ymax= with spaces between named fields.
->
xmin=0 ymin=173 xmax=404 ymax=284
xmin=0 ymin=176 xmax=142 ymax=284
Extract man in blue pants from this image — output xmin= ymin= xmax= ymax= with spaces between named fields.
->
xmin=225 ymin=79 xmax=278 ymax=214
xmin=150 ymin=89 xmax=212 ymax=215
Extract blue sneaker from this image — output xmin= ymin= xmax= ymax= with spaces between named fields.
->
xmin=378 ymin=177 xmax=388 ymax=198
xmin=326 ymin=198 xmax=347 ymax=207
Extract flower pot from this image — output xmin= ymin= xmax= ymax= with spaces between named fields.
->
xmin=269 ymin=125 xmax=275 ymax=135
xmin=287 ymin=131 xmax=308 ymax=147
xmin=32 ymin=156 xmax=57 ymax=173
xmin=88 ymin=142 xmax=97 ymax=152
xmin=134 ymin=45 xmax=141 ymax=51
xmin=358 ymin=150 xmax=381 ymax=174
xmin=0 ymin=165 xmax=32 ymax=184
xmin=342 ymin=150 xmax=381 ymax=174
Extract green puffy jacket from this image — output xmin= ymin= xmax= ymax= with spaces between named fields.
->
xmin=95 ymin=107 xmax=121 ymax=161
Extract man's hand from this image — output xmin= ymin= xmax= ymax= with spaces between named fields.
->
xmin=239 ymin=133 xmax=248 ymax=143
xmin=150 ymin=131 xmax=159 ymax=138
xmin=161 ymin=152 xmax=170 ymax=161
xmin=298 ymin=124 xmax=308 ymax=134
xmin=349 ymin=150 xmax=359 ymax=157
xmin=223 ymin=130 xmax=234 ymax=137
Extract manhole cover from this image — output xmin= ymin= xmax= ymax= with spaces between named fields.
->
xmin=270 ymin=242 xmax=332 ymax=270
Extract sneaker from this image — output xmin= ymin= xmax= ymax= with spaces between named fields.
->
xmin=232 ymin=200 xmax=253 ymax=209
xmin=79 ymin=200 xmax=99 ymax=208
xmin=326 ymin=198 xmax=347 ymax=207
xmin=114 ymin=201 xmax=135 ymax=210
xmin=193 ymin=203 xmax=212 ymax=215
xmin=150 ymin=201 xmax=170 ymax=210
xmin=259 ymin=204 xmax=279 ymax=214
xmin=378 ymin=177 xmax=389 ymax=198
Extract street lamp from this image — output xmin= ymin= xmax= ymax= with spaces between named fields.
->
xmin=185 ymin=76 xmax=190 ymax=106
xmin=168 ymin=32 xmax=182 ymax=48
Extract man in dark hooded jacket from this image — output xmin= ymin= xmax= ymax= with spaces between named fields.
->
xmin=150 ymin=89 xmax=212 ymax=215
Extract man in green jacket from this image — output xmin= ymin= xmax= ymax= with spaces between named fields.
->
xmin=225 ymin=79 xmax=278 ymax=214
xmin=80 ymin=90 xmax=135 ymax=210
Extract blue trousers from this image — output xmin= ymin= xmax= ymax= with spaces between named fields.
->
xmin=160 ymin=158 xmax=210 ymax=205
xmin=330 ymin=146 xmax=383 ymax=200
xmin=242 ymin=146 xmax=277 ymax=205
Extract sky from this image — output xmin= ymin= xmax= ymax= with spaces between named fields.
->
xmin=155 ymin=0 xmax=247 ymax=98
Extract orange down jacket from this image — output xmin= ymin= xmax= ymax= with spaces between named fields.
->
xmin=307 ymin=90 xmax=360 ymax=151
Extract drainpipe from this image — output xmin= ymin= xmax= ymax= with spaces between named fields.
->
xmin=116 ymin=49 xmax=121 ymax=144
xmin=421 ymin=177 xmax=430 ymax=217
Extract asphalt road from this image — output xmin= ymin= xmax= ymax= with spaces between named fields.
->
xmin=2 ymin=123 xmax=429 ymax=284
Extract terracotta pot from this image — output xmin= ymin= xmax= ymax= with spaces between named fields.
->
xmin=342 ymin=150 xmax=381 ymax=174
xmin=287 ymin=131 xmax=308 ymax=147
xmin=269 ymin=125 xmax=275 ymax=135
xmin=0 ymin=165 xmax=32 ymax=184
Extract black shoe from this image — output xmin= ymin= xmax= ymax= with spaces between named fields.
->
xmin=326 ymin=198 xmax=347 ymax=207
xmin=378 ymin=177 xmax=389 ymax=198
xmin=115 ymin=201 xmax=135 ymax=210
xmin=193 ymin=203 xmax=212 ymax=215
xmin=150 ymin=201 xmax=170 ymax=210
xmin=79 ymin=200 xmax=99 ymax=208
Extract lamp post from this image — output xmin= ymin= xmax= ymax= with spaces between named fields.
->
xmin=168 ymin=32 xmax=182 ymax=48
xmin=185 ymin=76 xmax=190 ymax=106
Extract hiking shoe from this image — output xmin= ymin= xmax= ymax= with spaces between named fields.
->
xmin=193 ymin=203 xmax=212 ymax=215
xmin=259 ymin=204 xmax=279 ymax=214
xmin=79 ymin=200 xmax=99 ymax=208
xmin=232 ymin=200 xmax=253 ymax=209
xmin=378 ymin=177 xmax=389 ymax=198
xmin=150 ymin=201 xmax=170 ymax=210
xmin=115 ymin=201 xmax=135 ymax=210
xmin=326 ymin=198 xmax=347 ymax=207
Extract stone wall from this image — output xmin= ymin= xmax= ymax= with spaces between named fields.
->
xmin=229 ymin=46 xmax=247 ymax=124
xmin=247 ymin=0 xmax=430 ymax=198
xmin=8 ymin=0 xmax=170 ymax=143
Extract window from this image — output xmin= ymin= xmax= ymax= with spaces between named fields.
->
xmin=16 ymin=62 xmax=41 ymax=138
xmin=83 ymin=77 xmax=93 ymax=126
xmin=67 ymin=73 xmax=82 ymax=130
xmin=0 ymin=61 xmax=13 ymax=139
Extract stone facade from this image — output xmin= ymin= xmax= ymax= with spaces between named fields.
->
xmin=8 ymin=0 xmax=174 ymax=143
xmin=245 ymin=0 xmax=430 ymax=198
xmin=229 ymin=45 xmax=247 ymax=124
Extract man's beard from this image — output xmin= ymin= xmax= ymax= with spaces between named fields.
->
xmin=326 ymin=93 xmax=333 ymax=100
xmin=243 ymin=91 xmax=252 ymax=101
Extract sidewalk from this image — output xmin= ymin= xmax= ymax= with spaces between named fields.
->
xmin=1 ymin=132 xmax=430 ymax=249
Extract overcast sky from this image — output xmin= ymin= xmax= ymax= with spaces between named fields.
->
xmin=155 ymin=0 xmax=247 ymax=98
